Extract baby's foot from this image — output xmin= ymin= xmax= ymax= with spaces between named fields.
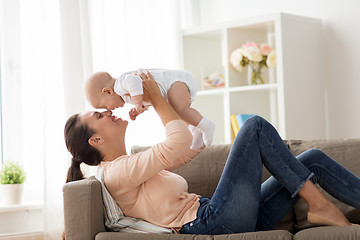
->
xmin=189 ymin=125 xmax=204 ymax=150
xmin=196 ymin=117 xmax=215 ymax=146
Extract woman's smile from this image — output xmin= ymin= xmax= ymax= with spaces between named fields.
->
xmin=110 ymin=114 xmax=124 ymax=123
xmin=111 ymin=114 xmax=119 ymax=122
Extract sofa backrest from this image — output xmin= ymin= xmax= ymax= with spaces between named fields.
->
xmin=172 ymin=144 xmax=231 ymax=197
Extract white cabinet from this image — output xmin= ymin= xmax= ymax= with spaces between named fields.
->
xmin=181 ymin=13 xmax=326 ymax=144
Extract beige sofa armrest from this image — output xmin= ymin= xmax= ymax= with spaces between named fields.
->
xmin=63 ymin=176 xmax=106 ymax=240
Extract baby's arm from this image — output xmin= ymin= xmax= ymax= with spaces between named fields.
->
xmin=128 ymin=94 xmax=146 ymax=121
xmin=131 ymin=94 xmax=146 ymax=114
xmin=122 ymin=74 xmax=146 ymax=119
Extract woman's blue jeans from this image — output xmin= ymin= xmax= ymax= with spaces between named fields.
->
xmin=180 ymin=116 xmax=360 ymax=235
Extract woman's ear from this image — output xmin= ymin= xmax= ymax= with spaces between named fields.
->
xmin=88 ymin=135 xmax=104 ymax=147
xmin=102 ymin=87 xmax=114 ymax=95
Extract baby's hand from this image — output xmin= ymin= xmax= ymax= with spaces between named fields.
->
xmin=129 ymin=108 xmax=140 ymax=121
xmin=135 ymin=103 xmax=146 ymax=114
xmin=131 ymin=95 xmax=145 ymax=113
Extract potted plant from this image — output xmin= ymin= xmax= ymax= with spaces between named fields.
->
xmin=0 ymin=161 xmax=26 ymax=204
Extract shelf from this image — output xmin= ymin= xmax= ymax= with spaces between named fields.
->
xmin=229 ymin=83 xmax=277 ymax=93
xmin=197 ymin=83 xmax=277 ymax=96
xmin=182 ymin=13 xmax=326 ymax=143
xmin=197 ymin=88 xmax=226 ymax=96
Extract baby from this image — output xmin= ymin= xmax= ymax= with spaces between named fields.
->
xmin=85 ymin=69 xmax=215 ymax=148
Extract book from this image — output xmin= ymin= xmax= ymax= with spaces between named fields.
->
xmin=230 ymin=115 xmax=239 ymax=142
xmin=236 ymin=114 xmax=255 ymax=129
xmin=230 ymin=114 xmax=255 ymax=142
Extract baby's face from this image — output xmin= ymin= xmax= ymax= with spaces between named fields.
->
xmin=90 ymin=93 xmax=125 ymax=111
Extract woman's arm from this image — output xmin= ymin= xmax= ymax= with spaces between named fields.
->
xmin=138 ymin=70 xmax=204 ymax=172
xmin=165 ymin=147 xmax=203 ymax=171
xmin=138 ymin=70 xmax=180 ymax=125
xmin=106 ymin=70 xmax=193 ymax=187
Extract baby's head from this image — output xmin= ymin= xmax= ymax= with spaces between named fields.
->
xmin=85 ymin=72 xmax=125 ymax=110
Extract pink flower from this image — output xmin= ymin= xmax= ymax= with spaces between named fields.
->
xmin=242 ymin=41 xmax=259 ymax=48
xmin=260 ymin=44 xmax=272 ymax=56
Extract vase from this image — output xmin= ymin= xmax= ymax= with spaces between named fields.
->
xmin=247 ymin=62 xmax=264 ymax=85
xmin=0 ymin=184 xmax=24 ymax=205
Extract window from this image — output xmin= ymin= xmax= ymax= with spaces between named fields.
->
xmin=0 ymin=0 xmax=44 ymax=202
xmin=0 ymin=0 xmax=182 ymax=204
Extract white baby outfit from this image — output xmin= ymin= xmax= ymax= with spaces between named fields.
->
xmin=114 ymin=68 xmax=214 ymax=147
xmin=114 ymin=69 xmax=198 ymax=105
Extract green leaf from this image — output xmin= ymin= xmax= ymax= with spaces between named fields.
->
xmin=0 ymin=161 xmax=26 ymax=184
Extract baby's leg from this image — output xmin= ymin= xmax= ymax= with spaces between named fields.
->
xmin=167 ymin=82 xmax=201 ymax=125
xmin=168 ymin=82 xmax=215 ymax=146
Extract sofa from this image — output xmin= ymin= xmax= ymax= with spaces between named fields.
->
xmin=63 ymin=139 xmax=360 ymax=240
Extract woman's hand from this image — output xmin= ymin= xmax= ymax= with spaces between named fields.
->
xmin=137 ymin=70 xmax=181 ymax=125
xmin=137 ymin=70 xmax=162 ymax=104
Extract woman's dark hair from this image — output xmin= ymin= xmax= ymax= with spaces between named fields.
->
xmin=64 ymin=113 xmax=103 ymax=183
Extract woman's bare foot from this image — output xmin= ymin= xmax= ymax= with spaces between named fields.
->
xmin=298 ymin=180 xmax=351 ymax=226
xmin=307 ymin=199 xmax=351 ymax=226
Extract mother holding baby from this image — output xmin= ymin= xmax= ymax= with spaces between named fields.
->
xmin=64 ymin=70 xmax=360 ymax=234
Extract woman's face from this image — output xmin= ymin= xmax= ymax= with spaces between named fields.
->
xmin=79 ymin=110 xmax=128 ymax=144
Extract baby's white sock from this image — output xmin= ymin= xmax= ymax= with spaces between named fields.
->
xmin=196 ymin=117 xmax=215 ymax=146
xmin=189 ymin=125 xmax=204 ymax=150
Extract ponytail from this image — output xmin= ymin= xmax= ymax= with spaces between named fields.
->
xmin=65 ymin=157 xmax=85 ymax=183
xmin=64 ymin=114 xmax=103 ymax=183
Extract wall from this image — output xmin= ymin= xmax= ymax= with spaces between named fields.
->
xmin=0 ymin=204 xmax=43 ymax=236
xmin=194 ymin=0 xmax=360 ymax=139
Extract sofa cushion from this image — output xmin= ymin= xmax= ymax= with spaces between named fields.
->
xmin=294 ymin=225 xmax=360 ymax=240
xmin=213 ymin=230 xmax=293 ymax=240
xmin=288 ymin=139 xmax=360 ymax=231
xmin=96 ymin=232 xmax=212 ymax=240
xmin=96 ymin=230 xmax=293 ymax=240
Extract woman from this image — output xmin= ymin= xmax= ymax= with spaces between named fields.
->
xmin=64 ymin=70 xmax=360 ymax=235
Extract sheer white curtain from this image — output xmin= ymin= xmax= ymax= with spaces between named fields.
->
xmin=1 ymin=0 xmax=182 ymax=239
xmin=43 ymin=0 xmax=88 ymax=239
xmin=1 ymin=0 xmax=66 ymax=238
xmin=0 ymin=0 xmax=46 ymax=203
xmin=52 ymin=0 xmax=182 ymax=239
xmin=88 ymin=0 xmax=182 ymax=152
